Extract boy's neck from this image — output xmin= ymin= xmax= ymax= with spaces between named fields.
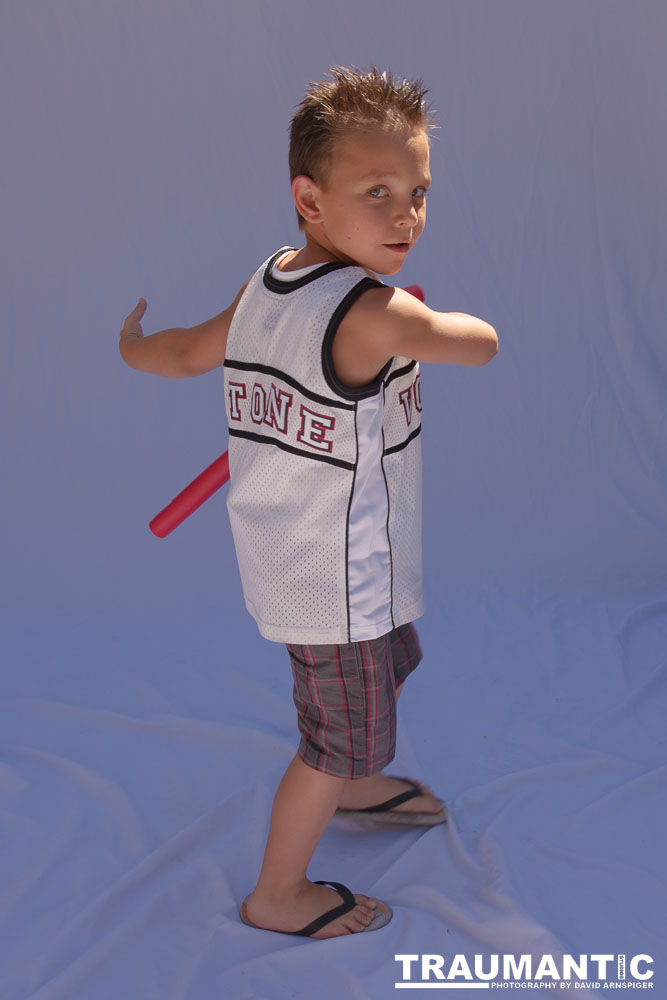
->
xmin=279 ymin=235 xmax=378 ymax=279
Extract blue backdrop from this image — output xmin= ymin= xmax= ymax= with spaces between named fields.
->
xmin=2 ymin=1 xmax=665 ymax=997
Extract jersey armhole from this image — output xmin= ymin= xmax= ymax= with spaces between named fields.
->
xmin=321 ymin=277 xmax=393 ymax=401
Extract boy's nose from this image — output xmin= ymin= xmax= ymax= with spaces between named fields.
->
xmin=393 ymin=204 xmax=419 ymax=227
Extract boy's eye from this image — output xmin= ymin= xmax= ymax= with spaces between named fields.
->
xmin=368 ymin=186 xmax=428 ymax=198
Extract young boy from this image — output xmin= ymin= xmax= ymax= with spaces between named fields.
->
xmin=119 ymin=65 xmax=497 ymax=940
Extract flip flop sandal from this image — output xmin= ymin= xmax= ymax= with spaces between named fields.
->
xmin=240 ymin=880 xmax=393 ymax=937
xmin=334 ymin=776 xmax=447 ymax=826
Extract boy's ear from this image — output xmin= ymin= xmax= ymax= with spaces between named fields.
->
xmin=291 ymin=175 xmax=324 ymax=224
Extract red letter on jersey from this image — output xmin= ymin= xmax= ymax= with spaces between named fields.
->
xmin=297 ymin=405 xmax=335 ymax=453
xmin=414 ymin=372 xmax=422 ymax=413
xmin=250 ymin=383 xmax=267 ymax=424
xmin=263 ymin=383 xmax=294 ymax=435
xmin=228 ymin=381 xmax=247 ymax=421
xmin=398 ymin=385 xmax=414 ymax=426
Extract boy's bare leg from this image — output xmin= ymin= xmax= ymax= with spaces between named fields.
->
xmin=245 ymin=753 xmax=379 ymax=938
xmin=337 ymin=680 xmax=443 ymax=813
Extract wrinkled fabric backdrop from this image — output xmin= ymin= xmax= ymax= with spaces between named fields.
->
xmin=2 ymin=0 xmax=666 ymax=997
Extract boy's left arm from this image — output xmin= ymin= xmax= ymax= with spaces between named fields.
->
xmin=119 ymin=277 xmax=251 ymax=378
xmin=180 ymin=276 xmax=252 ymax=376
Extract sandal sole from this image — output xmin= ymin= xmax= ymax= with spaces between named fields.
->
xmin=240 ymin=894 xmax=393 ymax=936
xmin=335 ymin=806 xmax=446 ymax=825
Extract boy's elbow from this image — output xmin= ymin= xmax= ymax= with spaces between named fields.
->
xmin=119 ymin=336 xmax=140 ymax=370
xmin=477 ymin=326 xmax=498 ymax=365
xmin=181 ymin=337 xmax=223 ymax=377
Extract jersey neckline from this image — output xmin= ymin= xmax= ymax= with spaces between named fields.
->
xmin=263 ymin=246 xmax=353 ymax=293
xmin=270 ymin=251 xmax=323 ymax=278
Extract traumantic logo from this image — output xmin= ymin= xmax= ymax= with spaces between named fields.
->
xmin=394 ymin=953 xmax=654 ymax=989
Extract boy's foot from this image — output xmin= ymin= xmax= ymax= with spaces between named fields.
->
xmin=337 ymin=774 xmax=444 ymax=815
xmin=243 ymin=880 xmax=380 ymax=938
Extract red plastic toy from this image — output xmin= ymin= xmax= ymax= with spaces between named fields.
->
xmin=150 ymin=452 xmax=230 ymax=537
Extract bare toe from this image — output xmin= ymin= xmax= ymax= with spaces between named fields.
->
xmin=343 ymin=907 xmax=371 ymax=933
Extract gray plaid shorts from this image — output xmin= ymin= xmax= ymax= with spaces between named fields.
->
xmin=286 ymin=621 xmax=423 ymax=779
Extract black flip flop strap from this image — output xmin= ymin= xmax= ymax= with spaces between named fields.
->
xmin=294 ymin=880 xmax=356 ymax=937
xmin=357 ymin=779 xmax=422 ymax=813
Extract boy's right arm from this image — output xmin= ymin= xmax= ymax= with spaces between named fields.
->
xmin=337 ymin=286 xmax=498 ymax=372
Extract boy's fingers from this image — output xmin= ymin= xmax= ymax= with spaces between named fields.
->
xmin=120 ymin=299 xmax=146 ymax=337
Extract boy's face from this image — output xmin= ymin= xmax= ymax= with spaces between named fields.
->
xmin=295 ymin=127 xmax=432 ymax=276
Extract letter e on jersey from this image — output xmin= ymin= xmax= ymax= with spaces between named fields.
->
xmin=297 ymin=405 xmax=336 ymax=453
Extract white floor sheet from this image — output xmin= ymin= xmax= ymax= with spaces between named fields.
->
xmin=2 ymin=586 xmax=664 ymax=997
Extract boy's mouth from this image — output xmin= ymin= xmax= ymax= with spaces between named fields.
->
xmin=384 ymin=242 xmax=410 ymax=254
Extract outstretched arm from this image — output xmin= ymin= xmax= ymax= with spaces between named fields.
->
xmin=333 ymin=287 xmax=498 ymax=378
xmin=118 ymin=276 xmax=252 ymax=378
xmin=178 ymin=277 xmax=252 ymax=376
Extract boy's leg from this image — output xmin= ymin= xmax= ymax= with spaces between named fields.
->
xmin=337 ymin=623 xmax=442 ymax=813
xmin=245 ymin=752 xmax=379 ymax=937
xmin=247 ymin=633 xmax=406 ymax=933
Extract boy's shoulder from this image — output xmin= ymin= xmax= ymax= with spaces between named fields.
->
xmin=219 ymin=250 xmax=401 ymax=389
xmin=263 ymin=251 xmax=402 ymax=389
xmin=182 ymin=275 xmax=253 ymax=376
xmin=331 ymin=282 xmax=418 ymax=389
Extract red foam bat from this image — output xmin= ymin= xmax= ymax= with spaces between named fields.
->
xmin=150 ymin=283 xmax=424 ymax=537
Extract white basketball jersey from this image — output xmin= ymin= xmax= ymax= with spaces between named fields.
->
xmin=223 ymin=246 xmax=423 ymax=644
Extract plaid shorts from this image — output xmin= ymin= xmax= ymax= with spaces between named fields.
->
xmin=286 ymin=622 xmax=423 ymax=779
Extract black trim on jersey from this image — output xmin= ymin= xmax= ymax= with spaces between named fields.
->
xmin=384 ymin=360 xmax=417 ymax=387
xmin=321 ymin=278 xmax=394 ymax=401
xmin=383 ymin=424 xmax=422 ymax=456
xmin=380 ymin=381 xmax=395 ymax=630
xmin=262 ymin=247 xmax=349 ymax=293
xmin=224 ymin=358 xmax=356 ymax=411
xmin=228 ymin=428 xmax=355 ymax=470
xmin=344 ymin=407 xmax=360 ymax=642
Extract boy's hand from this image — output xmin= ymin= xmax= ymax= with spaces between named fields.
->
xmin=120 ymin=298 xmax=147 ymax=341
xmin=118 ymin=300 xmax=192 ymax=377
